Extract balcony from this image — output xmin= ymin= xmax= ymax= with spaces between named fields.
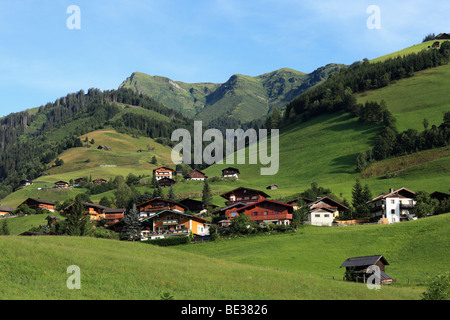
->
xmin=251 ymin=213 xmax=293 ymax=222
xmin=162 ymin=219 xmax=179 ymax=226
xmin=370 ymin=204 xmax=384 ymax=213
xmin=399 ymin=203 xmax=415 ymax=209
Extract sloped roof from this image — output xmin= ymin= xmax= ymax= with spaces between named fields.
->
xmin=309 ymin=196 xmax=349 ymax=210
xmin=340 ymin=255 xmax=389 ymax=268
xmin=236 ymin=199 xmax=294 ymax=213
xmin=220 ymin=187 xmax=270 ymax=200
xmin=369 ymin=187 xmax=415 ymax=203
xmin=136 ymin=198 xmax=187 ymax=210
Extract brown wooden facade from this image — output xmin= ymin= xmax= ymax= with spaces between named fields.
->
xmin=137 ymin=198 xmax=187 ymax=217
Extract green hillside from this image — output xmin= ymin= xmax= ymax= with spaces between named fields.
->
xmin=119 ymin=65 xmax=344 ymax=125
xmin=4 ymin=213 xmax=449 ymax=299
xmin=372 ymin=40 xmax=445 ymax=63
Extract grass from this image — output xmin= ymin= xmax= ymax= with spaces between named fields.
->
xmin=1 ymin=213 xmax=65 ymax=235
xmin=176 ymin=214 xmax=450 ymax=286
xmin=2 ymin=213 xmax=448 ymax=300
xmin=371 ymin=40 xmax=444 ymax=63
xmin=356 ymin=63 xmax=450 ymax=132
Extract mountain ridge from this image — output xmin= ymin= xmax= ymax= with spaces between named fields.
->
xmin=119 ymin=64 xmax=345 ymax=125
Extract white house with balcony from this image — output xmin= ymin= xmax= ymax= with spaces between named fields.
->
xmin=368 ymin=187 xmax=417 ymax=224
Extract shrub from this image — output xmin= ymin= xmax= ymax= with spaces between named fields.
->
xmin=143 ymin=236 xmax=190 ymax=247
xmin=422 ymin=272 xmax=450 ymax=300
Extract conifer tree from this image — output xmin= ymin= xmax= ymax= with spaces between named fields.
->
xmin=120 ymin=204 xmax=141 ymax=241
xmin=66 ymin=198 xmax=90 ymax=236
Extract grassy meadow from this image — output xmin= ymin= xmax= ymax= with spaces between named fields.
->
xmin=3 ymin=213 xmax=448 ymax=300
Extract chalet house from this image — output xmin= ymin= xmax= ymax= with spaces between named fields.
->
xmin=19 ymin=180 xmax=33 ymax=187
xmin=103 ymin=208 xmax=126 ymax=227
xmin=19 ymin=198 xmax=56 ymax=212
xmin=93 ymin=178 xmax=107 ymax=185
xmin=187 ymin=169 xmax=208 ymax=181
xmin=307 ymin=196 xmax=349 ymax=226
xmin=0 ymin=206 xmax=14 ymax=216
xmin=137 ymin=198 xmax=187 ymax=218
xmin=436 ymin=33 xmax=450 ymax=40
xmin=54 ymin=181 xmax=69 ymax=189
xmin=153 ymin=166 xmax=174 ymax=180
xmin=430 ymin=191 xmax=450 ymax=202
xmin=178 ymin=198 xmax=217 ymax=214
xmin=340 ymin=255 xmax=393 ymax=285
xmin=369 ymin=188 xmax=416 ymax=224
xmin=213 ymin=202 xmax=247 ymax=218
xmin=308 ymin=207 xmax=337 ymax=227
xmin=64 ymin=201 xmax=125 ymax=223
xmin=286 ymin=197 xmax=315 ymax=210
xmin=140 ymin=209 xmax=209 ymax=240
xmin=220 ymin=187 xmax=270 ymax=206
xmin=158 ymin=177 xmax=176 ymax=188
xmin=235 ymin=199 xmax=294 ymax=226
xmin=222 ymin=167 xmax=240 ymax=179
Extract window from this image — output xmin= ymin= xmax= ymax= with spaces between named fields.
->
xmin=275 ymin=211 xmax=279 ymax=215
xmin=231 ymin=212 xmax=237 ymax=217
xmin=244 ymin=197 xmax=249 ymax=200
xmin=237 ymin=197 xmax=242 ymax=201
xmin=315 ymin=214 xmax=320 ymax=218
xmin=252 ymin=196 xmax=257 ymax=199
xmin=324 ymin=214 xmax=330 ymax=218
xmin=391 ymin=209 xmax=395 ymax=214
xmin=391 ymin=199 xmax=395 ymax=204
xmin=264 ymin=211 xmax=268 ymax=216
xmin=253 ymin=212 xmax=257 ymax=216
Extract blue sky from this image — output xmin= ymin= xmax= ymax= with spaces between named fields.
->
xmin=0 ymin=0 xmax=449 ymax=117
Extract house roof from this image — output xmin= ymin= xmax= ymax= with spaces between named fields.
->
xmin=340 ymin=255 xmax=389 ymax=268
xmin=0 ymin=206 xmax=14 ymax=212
xmin=136 ymin=198 xmax=187 ymax=210
xmin=286 ymin=197 xmax=315 ymax=205
xmin=236 ymin=199 xmax=294 ymax=213
xmin=24 ymin=198 xmax=56 ymax=206
xmin=220 ymin=187 xmax=270 ymax=200
xmin=189 ymin=169 xmax=207 ymax=176
xmin=310 ymin=207 xmax=336 ymax=213
xmin=141 ymin=209 xmax=208 ymax=223
xmin=55 ymin=181 xmax=69 ymax=184
xmin=309 ymin=196 xmax=349 ymax=210
xmin=369 ymin=187 xmax=416 ymax=203
xmin=153 ymin=166 xmax=174 ymax=172
xmin=222 ymin=167 xmax=240 ymax=174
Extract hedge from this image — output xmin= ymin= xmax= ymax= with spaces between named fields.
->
xmin=143 ymin=236 xmax=190 ymax=247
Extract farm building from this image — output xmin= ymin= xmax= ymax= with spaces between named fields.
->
xmin=340 ymin=255 xmax=393 ymax=285
xmin=436 ymin=33 xmax=450 ymax=39
xmin=266 ymin=184 xmax=278 ymax=190
xmin=93 ymin=178 xmax=107 ymax=185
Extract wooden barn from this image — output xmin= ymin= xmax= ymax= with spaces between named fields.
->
xmin=340 ymin=255 xmax=393 ymax=285
xmin=0 ymin=206 xmax=14 ymax=216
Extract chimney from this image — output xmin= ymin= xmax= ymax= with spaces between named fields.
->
xmin=389 ymin=188 xmax=395 ymax=193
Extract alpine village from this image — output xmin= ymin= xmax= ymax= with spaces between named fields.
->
xmin=1 ymin=34 xmax=450 ymax=301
